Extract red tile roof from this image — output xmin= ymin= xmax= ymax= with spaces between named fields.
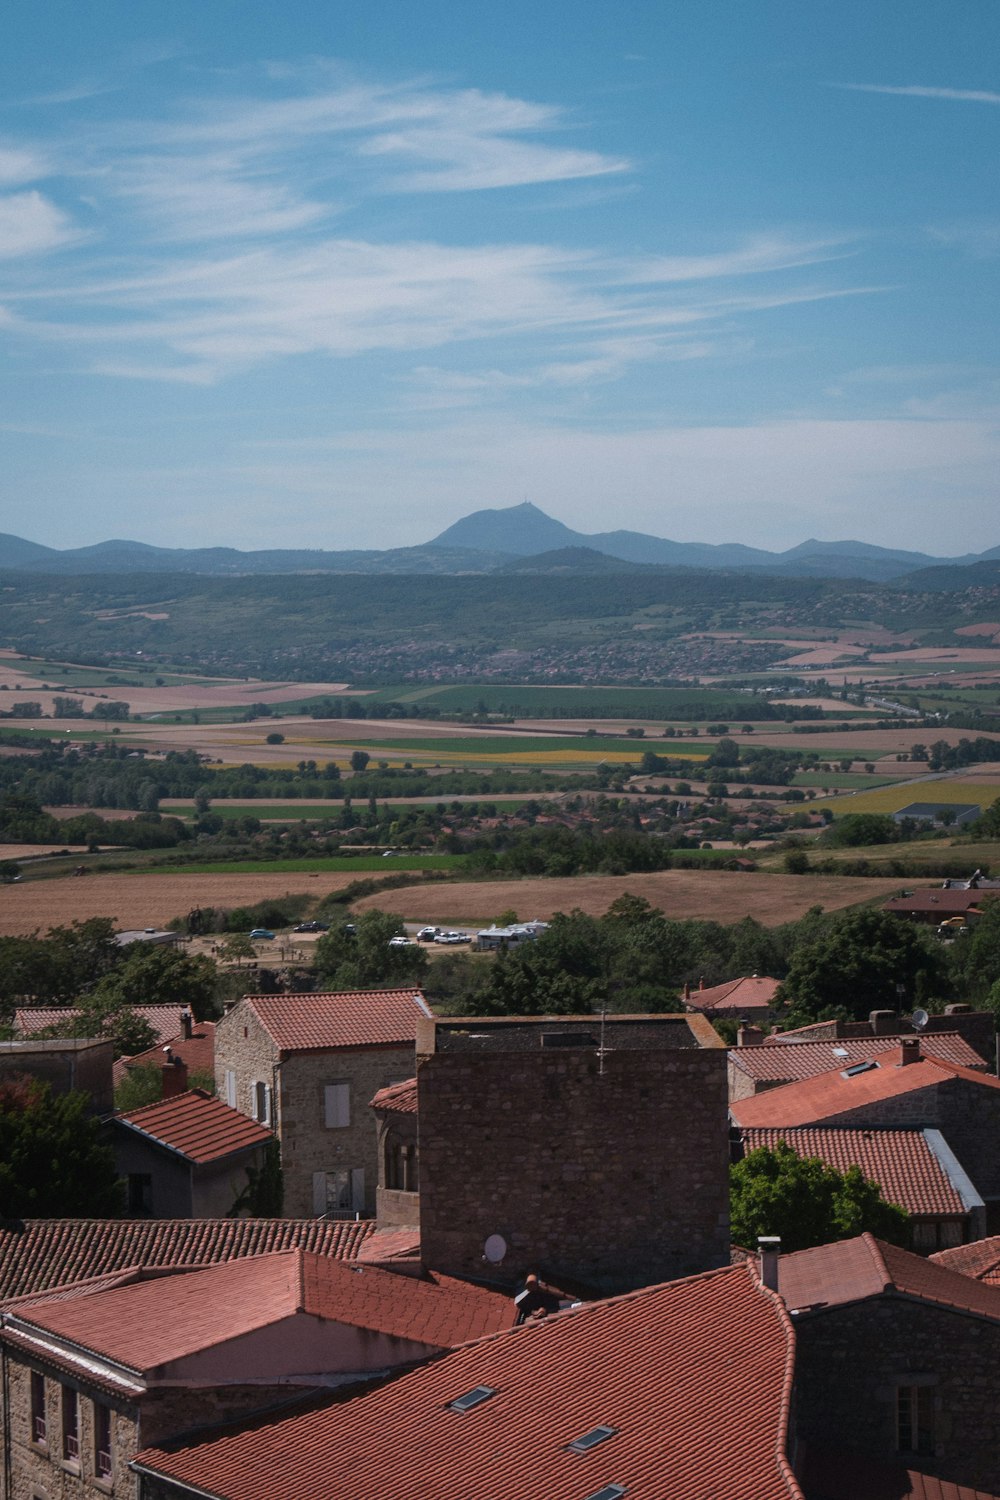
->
xmin=114 ymin=1088 xmax=273 ymax=1165
xmin=242 ymin=990 xmax=431 ymax=1052
xmin=732 ymin=1032 xmax=985 ymax=1083
xmin=739 ymin=1127 xmax=967 ymax=1217
xmin=134 ymin=1262 xmax=803 ymax=1500
xmin=884 ymin=890 xmax=986 ymax=916
xmin=12 ymin=1251 xmax=513 ymax=1371
xmin=370 ymin=1077 xmax=417 ymax=1114
xmin=778 ymin=1233 xmax=1000 ymax=1322
xmin=355 ymin=1229 xmax=422 ymax=1267
xmin=116 ymin=1020 xmax=216 ymax=1084
xmin=932 ymin=1236 xmax=1000 ymax=1285
xmin=730 ymin=1046 xmax=1000 ymax=1129
xmin=15 ymin=1005 xmax=186 ymax=1048
xmin=0 ymin=1218 xmax=375 ymax=1302
xmin=687 ymin=975 xmax=781 ymax=1014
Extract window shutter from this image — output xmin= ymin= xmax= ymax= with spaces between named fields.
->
xmin=324 ymin=1083 xmax=350 ymax=1128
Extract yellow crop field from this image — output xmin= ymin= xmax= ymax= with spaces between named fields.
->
xmin=816 ymin=782 xmax=1000 ymax=817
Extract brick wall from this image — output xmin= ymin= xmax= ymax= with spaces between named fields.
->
xmin=793 ymin=1295 xmax=1000 ymax=1492
xmin=1 ymin=1353 xmax=138 ymax=1500
xmin=418 ymin=1039 xmax=730 ymax=1294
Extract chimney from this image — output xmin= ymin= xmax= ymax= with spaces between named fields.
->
xmin=869 ymin=1009 xmax=896 ymax=1036
xmin=683 ymin=983 xmax=691 ymax=1001
xmin=699 ymin=976 xmax=705 ymax=992
xmin=180 ymin=1010 xmax=193 ymax=1040
xmin=162 ymin=1057 xmax=189 ymax=1098
xmin=738 ymin=1024 xmax=764 ymax=1048
xmin=899 ymin=1037 xmax=921 ymax=1066
xmin=758 ymin=1236 xmax=781 ymax=1292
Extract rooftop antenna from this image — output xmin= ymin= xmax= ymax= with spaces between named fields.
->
xmin=597 ymin=999 xmax=609 ymax=1076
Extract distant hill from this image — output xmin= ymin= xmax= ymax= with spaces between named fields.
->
xmin=0 ymin=501 xmax=996 ymax=583
xmin=497 ymin=546 xmax=651 ymax=574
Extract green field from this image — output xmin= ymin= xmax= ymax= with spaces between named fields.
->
xmin=297 ymin=683 xmax=794 ymax=720
xmin=814 ymin=783 xmax=1000 ymax=816
xmin=344 ymin=734 xmax=708 ymax=760
xmin=792 ymin=772 xmax=900 ymax=789
xmin=5 ymin=656 xmax=216 ymax=689
xmin=144 ymin=854 xmax=463 ymax=875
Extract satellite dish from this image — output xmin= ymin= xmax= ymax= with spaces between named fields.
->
xmin=483 ymin=1234 xmax=507 ymax=1265
xmin=911 ymin=1008 xmax=929 ymax=1031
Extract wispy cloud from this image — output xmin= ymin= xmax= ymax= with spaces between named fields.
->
xmin=0 ymin=190 xmax=82 ymax=258
xmin=832 ymin=83 xmax=1000 ymax=105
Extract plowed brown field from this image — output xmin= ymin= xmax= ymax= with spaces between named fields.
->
xmin=0 ymin=872 xmax=361 ymax=937
xmin=354 ymin=870 xmax=905 ymax=927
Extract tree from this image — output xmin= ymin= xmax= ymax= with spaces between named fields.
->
xmin=114 ymin=1063 xmax=163 ymax=1112
xmin=230 ymin=1139 xmax=284 ymax=1217
xmin=350 ymin=750 xmax=371 ymax=774
xmin=0 ymin=1077 xmax=123 ymax=1218
xmin=730 ymin=1142 xmax=909 ymax=1253
xmin=778 ymin=909 xmax=947 ymax=1020
xmin=823 ymin=813 xmax=898 ymax=847
xmin=314 ymin=910 xmax=427 ymax=990
xmin=87 ymin=944 xmax=220 ymax=1021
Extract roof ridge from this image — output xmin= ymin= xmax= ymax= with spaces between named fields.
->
xmin=746 ymin=1262 xmax=806 ymax=1500
xmin=861 ymin=1232 xmax=892 ymax=1292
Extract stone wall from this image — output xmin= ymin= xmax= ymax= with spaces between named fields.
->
xmin=418 ymin=1039 xmax=730 ymax=1294
xmin=794 ymin=1295 xmax=1000 ymax=1492
xmin=1 ymin=1352 xmax=138 ymax=1500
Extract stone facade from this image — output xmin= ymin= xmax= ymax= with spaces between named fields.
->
xmin=0 ymin=1040 xmax=114 ymax=1115
xmin=793 ymin=1295 xmax=1000 ymax=1493
xmin=214 ymin=1004 xmax=413 ymax=1217
xmin=417 ymin=1015 xmax=729 ymax=1294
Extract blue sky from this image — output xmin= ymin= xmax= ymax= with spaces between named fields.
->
xmin=1 ymin=1 xmax=998 ymax=554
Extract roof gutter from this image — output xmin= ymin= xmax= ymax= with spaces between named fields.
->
xmin=130 ymin=1461 xmax=225 ymax=1500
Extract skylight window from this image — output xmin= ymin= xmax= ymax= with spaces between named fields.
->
xmin=832 ymin=1047 xmax=848 ymax=1057
xmin=842 ymin=1060 xmax=879 ymax=1078
xmin=584 ymin=1486 xmax=627 ymax=1500
xmin=448 ymin=1385 xmax=496 ymax=1413
xmin=568 ymin=1425 xmax=618 ymax=1454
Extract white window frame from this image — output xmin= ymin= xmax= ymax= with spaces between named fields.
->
xmin=253 ymin=1080 xmax=272 ymax=1126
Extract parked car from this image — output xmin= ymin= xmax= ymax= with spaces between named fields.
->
xmin=417 ymin=926 xmax=442 ymax=942
xmin=249 ymin=928 xmax=275 ymax=941
xmin=388 ymin=935 xmax=414 ymax=948
xmin=293 ymin=920 xmax=329 ymax=933
xmin=434 ymin=930 xmax=468 ymax=945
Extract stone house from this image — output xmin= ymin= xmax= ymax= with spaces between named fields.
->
xmin=683 ymin=973 xmax=781 ymax=1021
xmin=728 ymin=1030 xmax=986 ymax=1103
xmin=109 ymin=1089 xmax=275 ymax=1218
xmin=0 ymin=1249 xmax=513 ymax=1500
xmin=214 ymin=990 xmax=431 ymax=1218
xmin=777 ymin=1232 xmax=1000 ymax=1494
xmin=415 ymin=1012 xmax=730 ymax=1294
xmin=0 ymin=1038 xmax=114 ymax=1114
xmin=370 ymin=1077 xmax=419 ymax=1232
xmin=768 ymin=1004 xmax=994 ymax=1064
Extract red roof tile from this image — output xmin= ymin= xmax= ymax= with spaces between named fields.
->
xmin=115 ymin=1088 xmax=273 ymax=1165
xmin=0 ymin=1218 xmax=375 ymax=1302
xmin=355 ymin=1229 xmax=422 ymax=1267
xmin=732 ymin=1032 xmax=985 ymax=1083
xmin=687 ymin=975 xmax=781 ymax=1014
xmin=778 ymin=1233 xmax=1000 ymax=1322
xmin=15 ymin=1005 xmax=186 ymax=1048
xmin=134 ymin=1263 xmax=803 ymax=1500
xmin=12 ymin=1251 xmax=513 ymax=1371
xmin=370 ymin=1077 xmax=417 ymax=1114
xmin=242 ymin=990 xmax=431 ymax=1052
xmin=730 ymin=1046 xmax=1000 ymax=1129
xmin=116 ymin=1020 xmax=216 ymax=1084
xmin=932 ymin=1236 xmax=1000 ymax=1285
xmin=740 ymin=1127 xmax=967 ymax=1217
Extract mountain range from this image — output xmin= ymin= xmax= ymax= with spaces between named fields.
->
xmin=1 ymin=502 xmax=997 ymax=584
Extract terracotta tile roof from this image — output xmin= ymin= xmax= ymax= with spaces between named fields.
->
xmin=732 ymin=1032 xmax=985 ymax=1083
xmin=370 ymin=1077 xmax=417 ymax=1114
xmin=0 ymin=1218 xmax=375 ymax=1302
xmin=242 ymin=990 xmax=431 ymax=1052
xmin=884 ymin=890 xmax=986 ymax=916
xmin=11 ymin=1251 xmax=513 ymax=1371
xmin=355 ymin=1229 xmax=422 ymax=1267
xmin=799 ymin=1443 xmax=1000 ymax=1500
xmin=778 ymin=1233 xmax=1000 ymax=1322
xmin=134 ymin=1262 xmax=803 ymax=1500
xmin=114 ymin=1088 xmax=273 ymax=1165
xmin=932 ymin=1236 xmax=1000 ymax=1285
xmin=687 ymin=975 xmax=781 ymax=1014
xmin=739 ymin=1127 xmax=967 ymax=1217
xmin=115 ymin=1020 xmax=215 ymax=1084
xmin=15 ymin=1005 xmax=185 ymax=1048
xmin=730 ymin=1046 xmax=1000 ymax=1129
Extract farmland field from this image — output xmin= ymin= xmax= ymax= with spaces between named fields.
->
xmin=815 ymin=778 xmax=1000 ymax=817
xmin=352 ymin=870 xmax=907 ymax=927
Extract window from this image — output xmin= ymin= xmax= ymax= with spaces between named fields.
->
xmin=127 ymin=1173 xmax=153 ymax=1215
xmin=312 ymin=1167 xmax=364 ymax=1217
xmin=568 ymin=1425 xmax=618 ymax=1454
xmin=61 ymin=1386 xmax=79 ymax=1464
xmin=385 ymin=1134 xmax=418 ymax=1192
xmin=94 ymin=1403 xmax=112 ymax=1482
xmin=448 ymin=1386 xmax=496 ymax=1412
xmin=224 ymin=1069 xmax=236 ymax=1108
xmin=897 ymin=1383 xmax=935 ymax=1455
xmin=324 ymin=1082 xmax=350 ymax=1129
xmin=30 ymin=1371 xmax=46 ymax=1445
xmin=253 ymin=1080 xmax=272 ymax=1125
